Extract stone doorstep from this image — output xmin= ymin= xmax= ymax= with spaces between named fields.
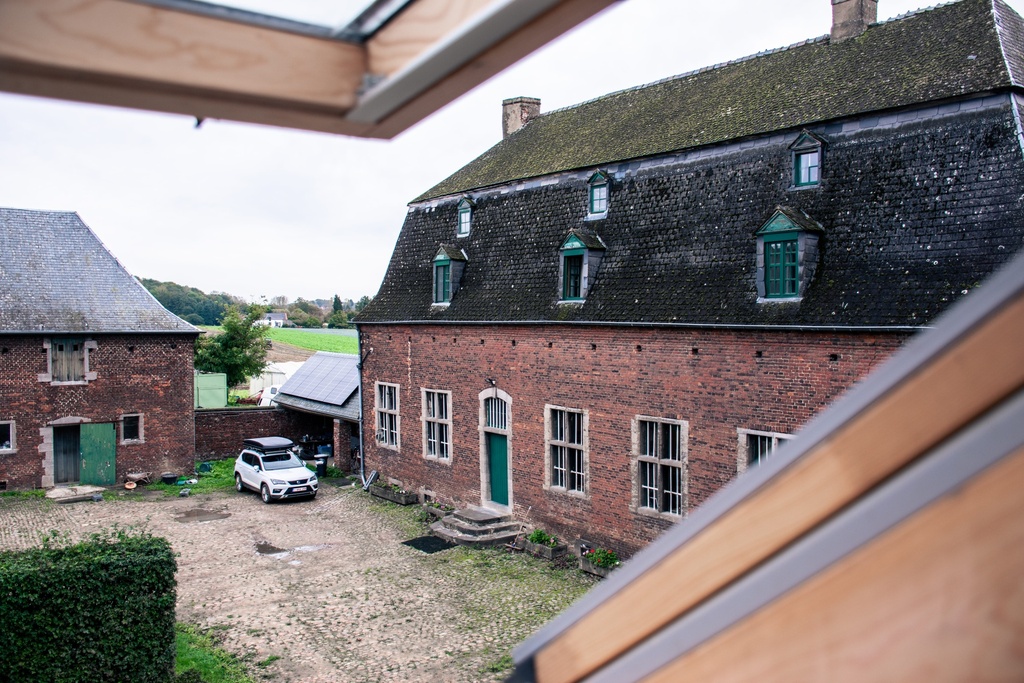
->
xmin=453 ymin=506 xmax=513 ymax=525
xmin=439 ymin=517 xmax=522 ymax=537
xmin=429 ymin=520 xmax=522 ymax=547
xmin=45 ymin=485 xmax=106 ymax=500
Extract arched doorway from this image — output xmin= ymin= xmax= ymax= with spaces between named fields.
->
xmin=478 ymin=388 xmax=512 ymax=510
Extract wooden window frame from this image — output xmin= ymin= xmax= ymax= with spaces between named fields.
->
xmin=794 ymin=149 xmax=820 ymax=187
xmin=634 ymin=417 xmax=688 ymax=518
xmin=375 ymin=382 xmax=401 ymax=450
xmin=562 ymin=250 xmax=585 ymax=301
xmin=422 ymin=388 xmax=452 ymax=461
xmin=764 ymin=234 xmax=799 ymax=298
xmin=545 ymin=405 xmax=588 ymax=496
xmin=0 ymin=421 xmax=15 ymax=454
xmin=434 ymin=259 xmax=452 ymax=304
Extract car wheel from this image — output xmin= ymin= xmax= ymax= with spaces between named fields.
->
xmin=260 ymin=484 xmax=272 ymax=504
xmin=235 ymin=473 xmax=244 ymax=492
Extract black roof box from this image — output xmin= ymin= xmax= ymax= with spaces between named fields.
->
xmin=243 ymin=436 xmax=295 ymax=452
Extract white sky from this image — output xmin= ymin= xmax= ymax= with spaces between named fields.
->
xmin=2 ymin=0 xmax=1021 ymax=303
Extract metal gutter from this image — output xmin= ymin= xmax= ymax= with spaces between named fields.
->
xmin=353 ymin=319 xmax=926 ymax=333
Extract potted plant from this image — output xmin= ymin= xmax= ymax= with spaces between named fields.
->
xmin=369 ymin=480 xmax=418 ymax=505
xmin=580 ymin=547 xmax=620 ymax=578
xmin=521 ymin=528 xmax=568 ymax=560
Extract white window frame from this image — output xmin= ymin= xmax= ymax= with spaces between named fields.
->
xmin=587 ymin=174 xmax=609 ymax=219
xmin=375 ymin=382 xmax=400 ymax=450
xmin=38 ymin=338 xmax=98 ymax=385
xmin=0 ymin=420 xmax=16 ymax=454
xmin=421 ymin=388 xmax=452 ymax=462
xmin=120 ymin=413 xmax=144 ymax=444
xmin=544 ymin=405 xmax=588 ymax=497
xmin=737 ymin=428 xmax=792 ymax=473
xmin=632 ymin=416 xmax=688 ymax=518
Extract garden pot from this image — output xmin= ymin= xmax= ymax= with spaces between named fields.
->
xmin=522 ymin=539 xmax=568 ymax=560
xmin=369 ymin=486 xmax=418 ymax=505
xmin=579 ymin=555 xmax=617 ymax=578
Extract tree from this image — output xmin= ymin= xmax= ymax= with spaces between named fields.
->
xmin=194 ymin=305 xmax=269 ymax=386
xmin=355 ymin=295 xmax=372 ymax=312
xmin=270 ymin=295 xmax=289 ymax=307
xmin=332 ymin=294 xmax=343 ymax=313
xmin=327 ymin=310 xmax=349 ymax=328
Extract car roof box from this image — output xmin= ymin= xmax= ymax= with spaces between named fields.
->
xmin=243 ymin=436 xmax=295 ymax=452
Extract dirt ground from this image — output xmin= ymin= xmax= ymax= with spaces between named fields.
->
xmin=266 ymin=340 xmax=316 ymax=363
xmin=0 ymin=484 xmax=596 ymax=682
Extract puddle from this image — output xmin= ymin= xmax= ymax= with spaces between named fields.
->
xmin=255 ymin=541 xmax=288 ymax=555
xmin=174 ymin=509 xmax=231 ymax=523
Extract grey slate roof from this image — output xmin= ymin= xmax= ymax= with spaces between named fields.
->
xmin=276 ymin=352 xmax=360 ymax=420
xmin=421 ymin=0 xmax=1024 ymax=201
xmin=0 ymin=208 xmax=198 ymax=334
xmin=357 ymin=0 xmax=1024 ymax=329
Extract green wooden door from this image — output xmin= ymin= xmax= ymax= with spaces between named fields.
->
xmin=81 ymin=423 xmax=116 ymax=486
xmin=486 ymin=432 xmax=508 ymax=506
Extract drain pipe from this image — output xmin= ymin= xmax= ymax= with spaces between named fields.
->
xmin=355 ymin=326 xmax=377 ymax=489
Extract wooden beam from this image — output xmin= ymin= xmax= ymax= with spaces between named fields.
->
xmin=367 ymin=0 xmax=494 ymax=78
xmin=0 ymin=0 xmax=365 ymax=113
xmin=646 ymin=445 xmax=1024 ymax=682
xmin=532 ymin=292 xmax=1024 ymax=683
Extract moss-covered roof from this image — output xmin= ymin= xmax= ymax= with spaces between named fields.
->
xmin=419 ymin=0 xmax=1024 ymax=201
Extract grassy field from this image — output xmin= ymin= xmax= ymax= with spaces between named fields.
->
xmin=199 ymin=326 xmax=358 ymax=354
xmin=265 ymin=328 xmax=358 ymax=354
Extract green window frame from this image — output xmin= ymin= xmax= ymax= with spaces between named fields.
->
xmin=589 ymin=182 xmax=608 ymax=214
xmin=562 ymin=250 xmax=584 ymax=300
xmin=433 ymin=257 xmax=451 ymax=303
xmin=764 ymin=233 xmax=799 ymax=298
xmin=457 ymin=201 xmax=472 ymax=236
xmin=794 ymin=150 xmax=820 ymax=186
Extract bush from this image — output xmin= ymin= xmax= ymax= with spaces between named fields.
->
xmin=583 ymin=547 xmax=619 ymax=568
xmin=526 ymin=529 xmax=560 ymax=547
xmin=0 ymin=528 xmax=177 ymax=682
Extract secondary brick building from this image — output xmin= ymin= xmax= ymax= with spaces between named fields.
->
xmin=356 ymin=0 xmax=1024 ymax=556
xmin=0 ymin=208 xmax=199 ymax=490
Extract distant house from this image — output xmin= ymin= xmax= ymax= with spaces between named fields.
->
xmin=0 ymin=208 xmax=199 ymax=489
xmin=257 ymin=312 xmax=287 ymax=328
xmin=274 ymin=352 xmax=361 ymax=469
xmin=356 ymin=0 xmax=1024 ymax=556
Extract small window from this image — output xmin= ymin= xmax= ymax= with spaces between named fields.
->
xmin=765 ymin=237 xmax=799 ymax=297
xmin=52 ymin=337 xmax=84 ymax=382
xmin=546 ymin=406 xmax=586 ymax=494
xmin=738 ymin=429 xmax=792 ymax=473
xmin=484 ymin=396 xmax=508 ymax=430
xmin=558 ymin=231 xmax=605 ymax=303
xmin=376 ymin=382 xmax=400 ymax=449
xmin=434 ymin=257 xmax=451 ymax=303
xmin=755 ymin=207 xmax=823 ymax=301
xmin=457 ymin=198 xmax=473 ymax=237
xmin=635 ymin=417 xmax=687 ymax=516
xmin=0 ymin=421 xmax=15 ymax=453
xmin=790 ymin=131 xmax=824 ymax=188
xmin=794 ymin=150 xmax=820 ymax=186
xmin=562 ymin=252 xmax=584 ymax=300
xmin=422 ymin=389 xmax=451 ymax=460
xmin=121 ymin=414 xmax=143 ymax=443
xmin=587 ymin=171 xmax=609 ymax=217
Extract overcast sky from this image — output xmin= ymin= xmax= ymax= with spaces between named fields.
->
xmin=2 ymin=0 xmax=1020 ymax=303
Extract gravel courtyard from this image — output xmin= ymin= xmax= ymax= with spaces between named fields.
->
xmin=0 ymin=484 xmax=597 ymax=682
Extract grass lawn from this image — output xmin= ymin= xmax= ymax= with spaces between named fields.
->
xmin=176 ymin=624 xmax=253 ymax=683
xmin=265 ymin=328 xmax=357 ymax=354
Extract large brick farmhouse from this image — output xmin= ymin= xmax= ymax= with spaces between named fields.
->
xmin=355 ymin=0 xmax=1024 ymax=556
xmin=0 ymin=208 xmax=198 ymax=490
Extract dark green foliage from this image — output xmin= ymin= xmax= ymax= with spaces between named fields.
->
xmin=0 ymin=529 xmax=177 ymax=683
xmin=141 ymin=278 xmax=241 ymax=326
xmin=194 ymin=306 xmax=269 ymax=386
xmin=332 ymin=294 xmax=343 ymax=313
xmin=326 ymin=310 xmax=349 ymax=328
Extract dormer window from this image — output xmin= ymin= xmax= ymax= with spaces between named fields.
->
xmin=457 ymin=197 xmax=473 ymax=237
xmin=755 ymin=207 xmax=823 ymax=301
xmin=559 ymin=230 xmax=605 ymax=303
xmin=587 ymin=171 xmax=609 ymax=218
xmin=790 ymin=132 xmax=824 ymax=188
xmin=432 ymin=245 xmax=468 ymax=305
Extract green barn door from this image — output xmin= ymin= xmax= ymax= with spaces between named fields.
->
xmin=486 ymin=432 xmax=508 ymax=506
xmin=80 ymin=423 xmax=116 ymax=486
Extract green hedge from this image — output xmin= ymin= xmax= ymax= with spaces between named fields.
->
xmin=0 ymin=529 xmax=177 ymax=683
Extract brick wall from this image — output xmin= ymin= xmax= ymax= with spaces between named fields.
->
xmin=360 ymin=324 xmax=907 ymax=556
xmin=0 ymin=334 xmax=196 ymax=489
xmin=194 ymin=408 xmax=334 ymax=460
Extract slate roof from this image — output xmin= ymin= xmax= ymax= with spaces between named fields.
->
xmin=276 ymin=352 xmax=360 ymax=420
xmin=421 ymin=0 xmax=1024 ymax=201
xmin=357 ymin=0 xmax=1024 ymax=329
xmin=0 ymin=208 xmax=198 ymax=334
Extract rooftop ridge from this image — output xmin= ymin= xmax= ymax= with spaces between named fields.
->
xmin=539 ymin=0 xmax=962 ymax=121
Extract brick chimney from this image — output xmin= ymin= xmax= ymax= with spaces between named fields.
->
xmin=502 ymin=97 xmax=541 ymax=139
xmin=831 ymin=0 xmax=877 ymax=42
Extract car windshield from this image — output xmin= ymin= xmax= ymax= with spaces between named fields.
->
xmin=261 ymin=453 xmax=304 ymax=470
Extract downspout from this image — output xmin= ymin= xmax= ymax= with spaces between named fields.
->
xmin=355 ymin=324 xmax=377 ymax=489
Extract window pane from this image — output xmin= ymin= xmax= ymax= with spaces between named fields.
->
xmin=640 ymin=420 xmax=657 ymax=457
xmin=123 ymin=416 xmax=140 ymax=441
xmin=458 ymin=207 xmax=471 ymax=235
xmin=552 ymin=445 xmax=566 ymax=488
xmin=437 ymin=393 xmax=448 ymax=420
xmin=662 ymin=423 xmax=680 ymax=460
xmin=766 ymin=240 xmax=798 ymax=297
xmin=438 ymin=424 xmax=449 ymax=459
xmin=662 ymin=464 xmax=682 ymax=515
xmin=568 ymin=411 xmax=582 ymax=445
xmin=748 ymin=434 xmax=773 ymax=466
xmin=568 ymin=448 xmax=585 ymax=491
xmin=0 ymin=423 xmax=11 ymax=450
xmin=796 ymin=151 xmax=820 ymax=185
xmin=563 ymin=255 xmax=583 ymax=299
xmin=640 ymin=461 xmax=657 ymax=508
xmin=485 ymin=397 xmax=507 ymax=430
xmin=434 ymin=264 xmax=450 ymax=303
xmin=590 ymin=183 xmax=608 ymax=213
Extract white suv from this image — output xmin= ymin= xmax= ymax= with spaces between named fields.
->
xmin=234 ymin=436 xmax=318 ymax=503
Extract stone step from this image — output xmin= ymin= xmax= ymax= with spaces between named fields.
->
xmin=430 ymin=520 xmax=523 ymax=547
xmin=439 ymin=516 xmax=522 ymax=537
xmin=453 ymin=506 xmax=513 ymax=525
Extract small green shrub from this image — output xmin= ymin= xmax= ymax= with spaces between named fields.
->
xmin=526 ymin=529 xmax=560 ymax=548
xmin=583 ymin=547 xmax=619 ymax=568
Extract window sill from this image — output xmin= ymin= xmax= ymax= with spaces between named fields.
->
xmin=376 ymin=442 xmax=401 ymax=452
xmin=635 ymin=506 xmax=683 ymax=521
xmin=788 ymin=183 xmax=820 ymax=191
xmin=121 ymin=439 xmax=144 ymax=445
xmin=0 ymin=449 xmax=17 ymax=456
xmin=546 ymin=486 xmax=588 ymax=499
xmin=557 ymin=299 xmax=585 ymax=306
xmin=757 ymin=296 xmax=803 ymax=304
xmin=584 ymin=212 xmax=607 ymax=221
xmin=424 ymin=454 xmax=452 ymax=465
xmin=430 ymin=302 xmax=451 ymax=308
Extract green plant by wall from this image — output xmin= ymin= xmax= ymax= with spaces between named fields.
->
xmin=526 ymin=528 xmax=561 ymax=548
xmin=583 ymin=547 xmax=620 ymax=569
xmin=0 ymin=528 xmax=177 ymax=683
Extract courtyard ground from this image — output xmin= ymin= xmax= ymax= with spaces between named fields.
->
xmin=0 ymin=483 xmax=596 ymax=682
